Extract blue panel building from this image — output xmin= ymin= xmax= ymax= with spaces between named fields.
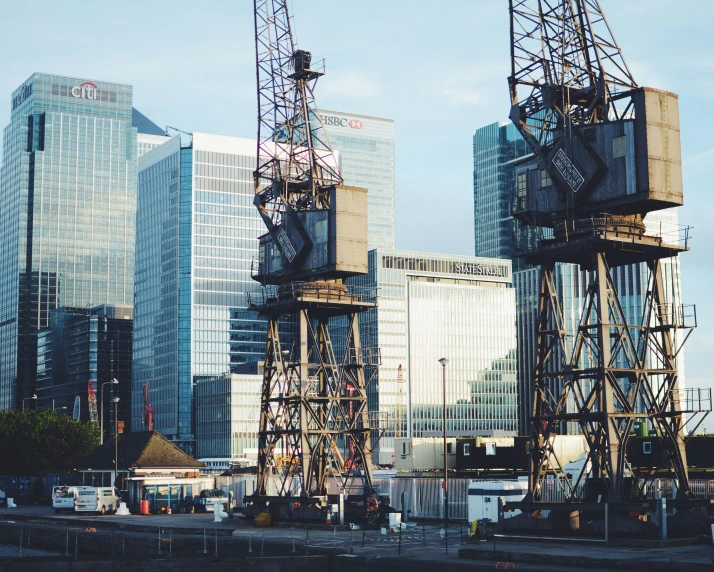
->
xmin=0 ymin=74 xmax=137 ymax=410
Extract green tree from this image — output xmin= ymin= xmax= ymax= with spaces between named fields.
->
xmin=0 ymin=409 xmax=100 ymax=475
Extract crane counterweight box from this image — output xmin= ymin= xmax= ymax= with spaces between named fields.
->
xmin=513 ymin=87 xmax=683 ymax=226
xmin=257 ymin=185 xmax=368 ymax=284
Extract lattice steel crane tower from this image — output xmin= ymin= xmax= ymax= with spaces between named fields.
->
xmin=507 ymin=0 xmax=710 ymax=508
xmin=245 ymin=0 xmax=378 ymax=521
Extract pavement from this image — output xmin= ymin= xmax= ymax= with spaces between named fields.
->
xmin=460 ymin=538 xmax=714 ymax=571
xmin=1 ymin=505 xmax=713 ymax=571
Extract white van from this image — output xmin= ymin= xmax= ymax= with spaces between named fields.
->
xmin=74 ymin=486 xmax=120 ymax=515
xmin=52 ymin=486 xmax=77 ymax=513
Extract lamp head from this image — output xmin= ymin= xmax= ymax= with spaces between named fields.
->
xmin=438 ymin=358 xmax=448 ymax=367
xmin=112 ymin=397 xmax=120 ymax=403
xmin=112 ymin=379 xmax=119 ymax=384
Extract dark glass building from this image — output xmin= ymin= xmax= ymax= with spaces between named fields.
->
xmin=0 ymin=73 xmax=137 ymax=410
xmin=36 ymin=304 xmax=133 ymax=435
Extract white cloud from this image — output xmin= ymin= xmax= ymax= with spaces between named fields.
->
xmin=683 ymin=148 xmax=714 ymax=166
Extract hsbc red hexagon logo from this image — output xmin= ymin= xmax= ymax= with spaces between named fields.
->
xmin=348 ymin=119 xmax=363 ymax=129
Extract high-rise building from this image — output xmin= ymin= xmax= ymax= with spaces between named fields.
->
xmin=318 ymin=109 xmax=395 ymax=251
xmin=473 ymin=121 xmax=530 ymax=265
xmin=133 ymin=108 xmax=169 ymax=158
xmin=350 ymin=250 xmax=518 ymax=464
xmin=0 ymin=74 xmax=138 ymax=410
xmin=473 ymin=121 xmax=686 ymax=434
xmin=36 ymin=304 xmax=133 ymax=432
xmin=133 ymin=133 xmax=278 ymax=454
xmin=194 ymin=373 xmax=262 ymax=460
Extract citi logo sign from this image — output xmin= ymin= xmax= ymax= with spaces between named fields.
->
xmin=71 ymin=81 xmax=99 ymax=100
xmin=321 ymin=115 xmax=364 ymax=129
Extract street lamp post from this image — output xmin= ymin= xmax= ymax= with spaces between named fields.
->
xmin=112 ymin=397 xmax=120 ymax=489
xmin=100 ymin=379 xmax=119 ymax=444
xmin=438 ymin=358 xmax=449 ymax=528
xmin=22 ymin=394 xmax=37 ymax=411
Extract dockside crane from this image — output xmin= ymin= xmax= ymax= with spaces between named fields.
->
xmin=245 ymin=0 xmax=379 ymax=522
xmin=507 ymin=0 xmax=710 ymax=514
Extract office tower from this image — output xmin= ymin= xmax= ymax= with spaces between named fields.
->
xmin=194 ymin=373 xmax=262 ymax=460
xmin=318 ymin=109 xmax=395 ymax=250
xmin=473 ymin=121 xmax=686 ymax=434
xmin=350 ymin=250 xmax=517 ymax=463
xmin=0 ymin=74 xmax=137 ymax=410
xmin=36 ymin=304 xmax=133 ymax=432
xmin=133 ymin=133 xmax=278 ymax=454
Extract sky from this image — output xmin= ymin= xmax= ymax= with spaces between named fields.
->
xmin=1 ymin=0 xmax=713 ymax=429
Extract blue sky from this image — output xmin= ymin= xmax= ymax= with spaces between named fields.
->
xmin=2 ymin=0 xmax=713 ymax=429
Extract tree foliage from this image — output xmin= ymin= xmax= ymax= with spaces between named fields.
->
xmin=0 ymin=409 xmax=100 ymax=475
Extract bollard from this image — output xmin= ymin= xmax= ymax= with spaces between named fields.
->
xmin=65 ymin=529 xmax=69 ymax=557
xmin=292 ymin=526 xmax=296 ymax=553
xmin=248 ymin=529 xmax=253 ymax=553
xmin=215 ymin=530 xmax=218 ymax=557
xmin=605 ymin=503 xmax=609 ymax=545
xmin=229 ymin=492 xmax=234 ymax=519
xmin=333 ymin=525 xmax=337 ymax=549
xmin=19 ymin=529 xmax=23 ymax=557
xmin=158 ymin=527 xmax=161 ymax=554
xmin=261 ymin=530 xmax=265 ymax=557
xmin=203 ymin=528 xmax=207 ymax=554
xmin=398 ymin=522 xmax=402 ymax=554
xmin=339 ymin=493 xmax=345 ymax=526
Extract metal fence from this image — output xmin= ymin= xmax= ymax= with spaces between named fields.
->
xmin=0 ymin=519 xmax=469 ymax=560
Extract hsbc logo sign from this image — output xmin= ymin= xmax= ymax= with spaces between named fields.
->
xmin=321 ymin=115 xmax=363 ymax=129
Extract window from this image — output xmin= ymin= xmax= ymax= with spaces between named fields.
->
xmin=540 ymin=170 xmax=552 ymax=188
xmin=463 ymin=443 xmax=470 ymax=456
xmin=516 ymin=173 xmax=527 ymax=210
xmin=613 ymin=135 xmax=627 ymax=158
xmin=643 ymin=441 xmax=652 ymax=454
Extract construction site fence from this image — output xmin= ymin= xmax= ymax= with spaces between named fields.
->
xmin=219 ymin=475 xmax=714 ymax=520
xmin=0 ymin=520 xmax=468 ymax=559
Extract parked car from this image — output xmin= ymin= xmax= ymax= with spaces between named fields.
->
xmin=195 ymin=489 xmax=228 ymax=513
xmin=52 ymin=486 xmax=76 ymax=513
xmin=74 ymin=486 xmax=120 ymax=515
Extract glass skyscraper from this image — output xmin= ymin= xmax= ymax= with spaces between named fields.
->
xmin=318 ymin=109 xmax=395 ymax=251
xmin=133 ymin=133 xmax=272 ymax=454
xmin=350 ymin=250 xmax=518 ymax=464
xmin=0 ymin=73 xmax=137 ymax=410
xmin=473 ymin=121 xmax=686 ymax=434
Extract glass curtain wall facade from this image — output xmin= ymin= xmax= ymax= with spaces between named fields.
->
xmin=194 ymin=373 xmax=262 ymax=459
xmin=0 ymin=73 xmax=136 ymax=410
xmin=133 ymin=133 xmax=273 ymax=454
xmin=351 ymin=250 xmax=517 ymax=464
xmin=36 ymin=304 xmax=133 ymax=430
xmin=473 ymin=121 xmax=686 ymax=435
xmin=317 ymin=109 xmax=395 ymax=251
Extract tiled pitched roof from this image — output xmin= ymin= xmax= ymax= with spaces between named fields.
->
xmin=75 ymin=431 xmax=204 ymax=471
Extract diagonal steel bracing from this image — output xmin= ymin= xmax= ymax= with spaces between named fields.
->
xmin=529 ymin=254 xmax=693 ymax=503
